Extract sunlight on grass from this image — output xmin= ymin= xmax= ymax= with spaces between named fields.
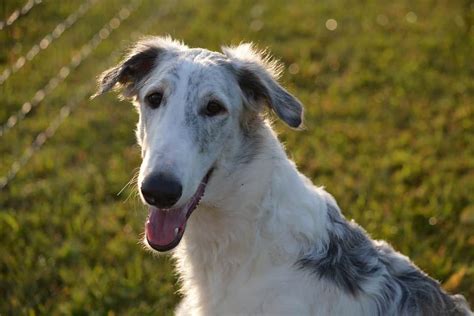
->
xmin=1 ymin=0 xmax=472 ymax=314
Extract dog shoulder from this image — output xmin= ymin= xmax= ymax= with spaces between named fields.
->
xmin=297 ymin=196 xmax=472 ymax=315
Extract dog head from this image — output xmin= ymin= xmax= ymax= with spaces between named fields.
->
xmin=94 ymin=36 xmax=303 ymax=251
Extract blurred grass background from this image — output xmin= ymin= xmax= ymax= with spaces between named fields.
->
xmin=0 ymin=0 xmax=473 ymax=314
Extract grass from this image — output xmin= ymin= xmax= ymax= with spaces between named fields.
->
xmin=1 ymin=0 xmax=473 ymax=314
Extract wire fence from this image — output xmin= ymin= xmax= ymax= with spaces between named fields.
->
xmin=0 ymin=0 xmax=42 ymax=30
xmin=0 ymin=0 xmax=141 ymax=138
xmin=0 ymin=0 xmax=174 ymax=190
xmin=0 ymin=0 xmax=99 ymax=86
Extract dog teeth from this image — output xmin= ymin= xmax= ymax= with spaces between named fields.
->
xmin=174 ymin=227 xmax=179 ymax=236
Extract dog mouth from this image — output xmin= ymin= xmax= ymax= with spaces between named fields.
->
xmin=145 ymin=169 xmax=213 ymax=252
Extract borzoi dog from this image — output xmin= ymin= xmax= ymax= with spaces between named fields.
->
xmin=94 ymin=36 xmax=472 ymax=315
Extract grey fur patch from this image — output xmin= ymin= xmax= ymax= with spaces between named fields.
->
xmin=375 ymin=242 xmax=471 ymax=315
xmin=93 ymin=45 xmax=162 ymax=98
xmin=183 ymin=67 xmax=228 ymax=154
xmin=298 ymin=201 xmax=473 ymax=315
xmin=168 ymin=63 xmax=181 ymax=83
xmin=183 ymin=69 xmax=205 ymax=152
xmin=233 ymin=66 xmax=303 ymax=128
xmin=298 ymin=203 xmax=382 ymax=296
xmin=220 ymin=55 xmax=303 ymax=129
xmin=231 ymin=121 xmax=265 ymax=165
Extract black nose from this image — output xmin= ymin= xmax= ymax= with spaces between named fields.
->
xmin=140 ymin=173 xmax=183 ymax=208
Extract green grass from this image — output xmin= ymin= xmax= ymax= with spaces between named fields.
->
xmin=1 ymin=0 xmax=473 ymax=314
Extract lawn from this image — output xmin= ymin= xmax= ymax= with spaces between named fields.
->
xmin=1 ymin=0 xmax=472 ymax=314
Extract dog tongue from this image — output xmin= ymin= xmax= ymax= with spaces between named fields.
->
xmin=146 ymin=206 xmax=186 ymax=247
xmin=144 ymin=171 xmax=211 ymax=251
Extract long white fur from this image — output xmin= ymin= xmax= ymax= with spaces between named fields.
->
xmin=96 ymin=36 xmax=472 ymax=316
xmin=172 ymin=125 xmax=370 ymax=315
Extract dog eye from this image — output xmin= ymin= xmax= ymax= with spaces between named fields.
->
xmin=205 ymin=101 xmax=226 ymax=117
xmin=146 ymin=92 xmax=163 ymax=109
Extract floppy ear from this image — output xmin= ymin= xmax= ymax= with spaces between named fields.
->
xmin=93 ymin=36 xmax=185 ymax=98
xmin=222 ymin=44 xmax=303 ymax=128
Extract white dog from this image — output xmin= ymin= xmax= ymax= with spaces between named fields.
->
xmin=94 ymin=36 xmax=472 ymax=315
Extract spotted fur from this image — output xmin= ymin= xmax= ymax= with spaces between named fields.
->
xmin=94 ymin=36 xmax=472 ymax=316
xmin=299 ymin=200 xmax=471 ymax=315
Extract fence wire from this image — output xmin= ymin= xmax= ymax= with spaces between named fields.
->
xmin=0 ymin=0 xmax=142 ymax=138
xmin=0 ymin=0 xmax=174 ymax=190
xmin=0 ymin=0 xmax=99 ymax=86
xmin=0 ymin=0 xmax=42 ymax=30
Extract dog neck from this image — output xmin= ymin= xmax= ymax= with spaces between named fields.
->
xmin=172 ymin=122 xmax=330 ymax=309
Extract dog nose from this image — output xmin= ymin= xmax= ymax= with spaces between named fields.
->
xmin=141 ymin=173 xmax=183 ymax=208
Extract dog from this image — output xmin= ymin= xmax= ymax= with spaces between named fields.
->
xmin=94 ymin=36 xmax=472 ymax=315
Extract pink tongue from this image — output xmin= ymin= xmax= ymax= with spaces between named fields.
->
xmin=145 ymin=206 xmax=187 ymax=247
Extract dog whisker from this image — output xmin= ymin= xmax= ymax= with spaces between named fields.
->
xmin=95 ymin=36 xmax=472 ymax=315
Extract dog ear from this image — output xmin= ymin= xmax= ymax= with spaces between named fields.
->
xmin=222 ymin=43 xmax=303 ymax=128
xmin=93 ymin=36 xmax=185 ymax=98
